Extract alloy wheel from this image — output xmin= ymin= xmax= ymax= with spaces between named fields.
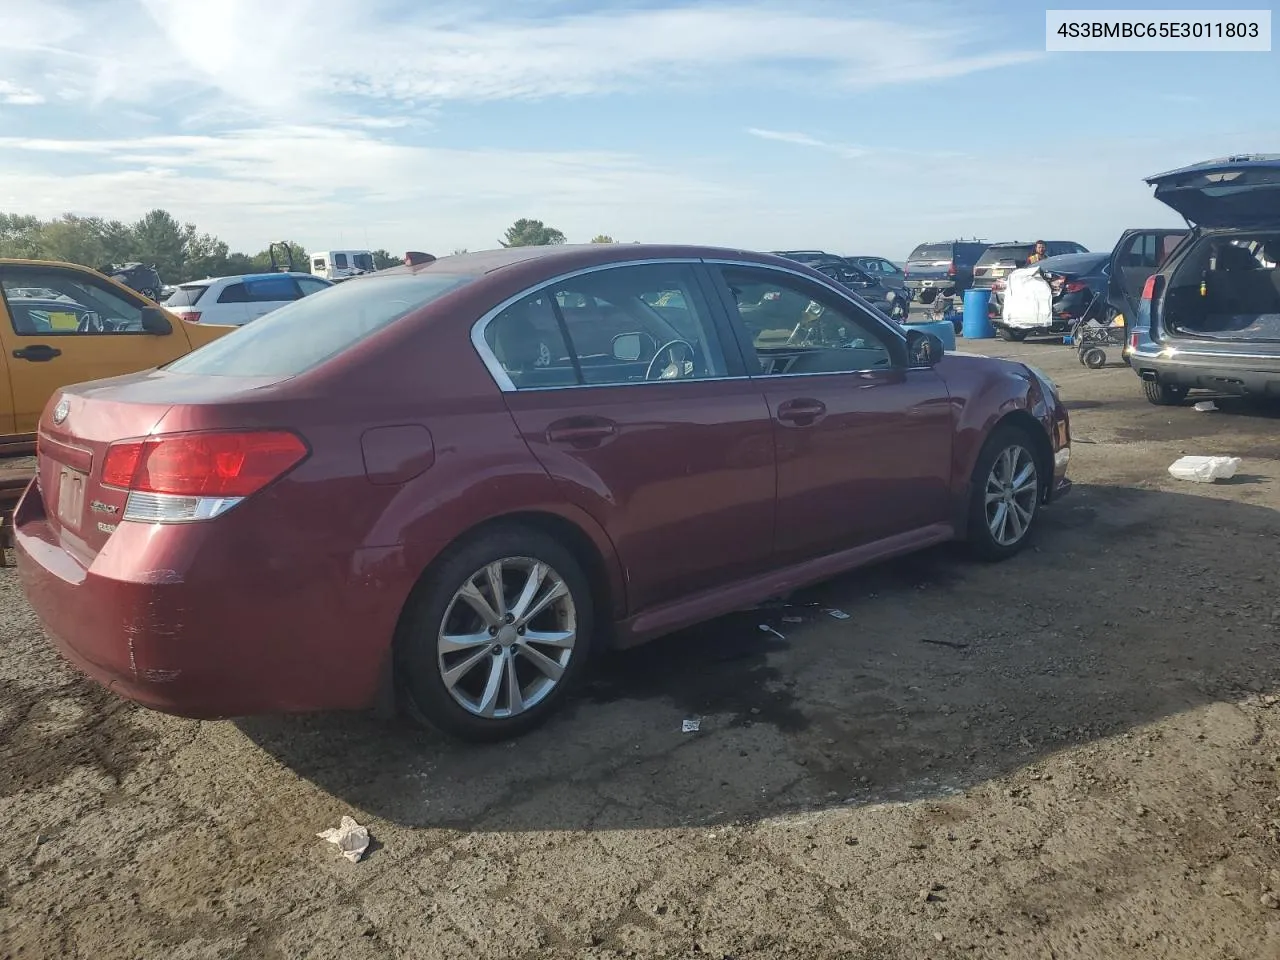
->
xmin=437 ymin=557 xmax=577 ymax=719
xmin=984 ymin=445 xmax=1038 ymax=547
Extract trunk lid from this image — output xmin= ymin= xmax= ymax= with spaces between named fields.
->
xmin=1146 ymin=155 xmax=1280 ymax=228
xmin=36 ymin=369 xmax=285 ymax=563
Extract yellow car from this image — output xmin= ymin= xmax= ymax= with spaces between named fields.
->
xmin=0 ymin=259 xmax=233 ymax=438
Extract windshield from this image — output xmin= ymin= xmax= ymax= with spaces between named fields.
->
xmin=165 ymin=273 xmax=474 ymax=377
xmin=908 ymin=244 xmax=951 ymax=261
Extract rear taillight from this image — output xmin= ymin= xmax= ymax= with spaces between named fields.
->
xmin=1130 ymin=332 xmax=1140 ymax=350
xmin=1141 ymin=276 xmax=1157 ymax=301
xmin=991 ymin=279 xmax=1006 ymax=292
xmin=102 ymin=430 xmax=307 ymax=522
xmin=1065 ymin=280 xmax=1086 ymax=293
xmin=947 ymin=262 xmax=957 ymax=277
xmin=175 ymin=311 xmax=201 ymax=323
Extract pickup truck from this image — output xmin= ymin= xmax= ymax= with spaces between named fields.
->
xmin=0 ymin=259 xmax=234 ymax=440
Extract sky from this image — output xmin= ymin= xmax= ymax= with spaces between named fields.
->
xmin=0 ymin=0 xmax=1274 ymax=261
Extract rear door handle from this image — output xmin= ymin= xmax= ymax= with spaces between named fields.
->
xmin=13 ymin=344 xmax=61 ymax=362
xmin=776 ymin=398 xmax=826 ymax=426
xmin=546 ymin=416 xmax=617 ymax=446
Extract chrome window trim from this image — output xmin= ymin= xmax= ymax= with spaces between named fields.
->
xmin=470 ymin=256 xmax=910 ymax=394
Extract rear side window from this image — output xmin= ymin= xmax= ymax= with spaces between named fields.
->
xmin=165 ymin=274 xmax=474 ymax=378
xmin=334 ymin=253 xmax=349 ymax=268
xmin=167 ymin=285 xmax=208 ymax=307
xmin=217 ymin=283 xmax=249 ymax=303
xmin=909 ymin=244 xmax=951 ymax=261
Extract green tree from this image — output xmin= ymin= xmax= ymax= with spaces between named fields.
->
xmin=371 ymin=249 xmax=404 ymax=269
xmin=500 ymin=218 xmax=566 ymax=248
xmin=0 ymin=213 xmax=44 ymax=258
xmin=590 ymin=234 xmax=616 ymax=244
xmin=129 ymin=208 xmax=193 ymax=279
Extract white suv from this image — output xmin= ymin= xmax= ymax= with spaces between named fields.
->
xmin=164 ymin=272 xmax=333 ymax=326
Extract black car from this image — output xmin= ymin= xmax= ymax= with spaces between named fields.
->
xmin=988 ymin=252 xmax=1112 ymax=340
xmin=1127 ymin=154 xmax=1280 ymax=406
xmin=971 ymin=241 xmax=1089 ymax=291
xmin=805 ymin=257 xmax=906 ymax=319
xmin=903 ymin=240 xmax=989 ymax=299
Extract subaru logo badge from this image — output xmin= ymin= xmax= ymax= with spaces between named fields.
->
xmin=52 ymin=398 xmax=69 ymax=425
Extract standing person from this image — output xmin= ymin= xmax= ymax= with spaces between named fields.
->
xmin=1026 ymin=240 xmax=1049 ymax=265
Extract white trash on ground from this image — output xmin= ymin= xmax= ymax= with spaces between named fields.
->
xmin=682 ymin=718 xmax=701 ymax=733
xmin=317 ymin=816 xmax=371 ymax=863
xmin=1194 ymin=401 xmax=1219 ymax=412
xmin=758 ymin=624 xmax=786 ymax=640
xmin=1168 ymin=455 xmax=1242 ymax=483
xmin=825 ymin=609 xmax=851 ymax=620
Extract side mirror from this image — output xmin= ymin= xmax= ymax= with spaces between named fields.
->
xmin=140 ymin=305 xmax=172 ymax=335
xmin=907 ymin=328 xmax=944 ymax=367
xmin=612 ymin=332 xmax=643 ymax=362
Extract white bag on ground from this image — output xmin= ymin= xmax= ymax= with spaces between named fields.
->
xmin=1168 ymin=456 xmax=1241 ymax=483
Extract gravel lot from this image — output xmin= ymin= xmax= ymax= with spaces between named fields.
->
xmin=5 ymin=335 xmax=1280 ymax=959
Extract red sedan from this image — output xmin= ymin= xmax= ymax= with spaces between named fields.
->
xmin=15 ymin=244 xmax=1071 ymax=741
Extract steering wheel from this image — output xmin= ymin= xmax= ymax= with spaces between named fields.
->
xmin=646 ymin=339 xmax=695 ymax=381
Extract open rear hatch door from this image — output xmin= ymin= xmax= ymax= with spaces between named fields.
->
xmin=1146 ymin=155 xmax=1280 ymax=228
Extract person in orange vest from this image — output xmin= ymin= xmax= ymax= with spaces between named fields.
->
xmin=1026 ymin=240 xmax=1049 ymax=265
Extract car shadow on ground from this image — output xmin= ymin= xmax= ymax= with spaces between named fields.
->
xmin=236 ymin=482 xmax=1280 ymax=833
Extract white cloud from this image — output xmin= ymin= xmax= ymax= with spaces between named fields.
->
xmin=0 ymin=80 xmax=44 ymax=106
xmin=0 ymin=1 xmax=1041 ymax=116
xmin=746 ymin=128 xmax=868 ymax=159
xmin=0 ymin=126 xmax=746 ymax=252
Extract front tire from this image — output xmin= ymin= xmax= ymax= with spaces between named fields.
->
xmin=397 ymin=526 xmax=595 ymax=742
xmin=1142 ymin=380 xmax=1188 ymax=406
xmin=967 ymin=426 xmax=1042 ymax=561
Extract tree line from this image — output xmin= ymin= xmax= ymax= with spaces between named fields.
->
xmin=0 ymin=209 xmax=618 ymax=284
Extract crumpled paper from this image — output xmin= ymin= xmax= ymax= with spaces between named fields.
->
xmin=317 ymin=816 xmax=370 ymax=863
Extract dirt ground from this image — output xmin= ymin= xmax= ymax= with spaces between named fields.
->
xmin=5 ymin=335 xmax=1280 ymax=960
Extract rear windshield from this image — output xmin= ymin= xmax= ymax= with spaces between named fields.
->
xmin=166 ymin=285 xmax=208 ymax=307
xmin=165 ymin=273 xmax=474 ymax=378
xmin=978 ymin=245 xmax=1035 ymax=266
xmin=908 ymin=244 xmax=951 ymax=261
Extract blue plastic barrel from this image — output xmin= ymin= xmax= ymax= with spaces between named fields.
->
xmin=902 ymin=319 xmax=956 ymax=352
xmin=962 ymin=288 xmax=994 ymax=339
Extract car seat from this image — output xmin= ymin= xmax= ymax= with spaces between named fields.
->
xmin=491 ymin=308 xmax=571 ymax=388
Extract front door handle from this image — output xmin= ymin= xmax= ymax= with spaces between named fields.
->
xmin=776 ymin=398 xmax=826 ymax=427
xmin=546 ymin=416 xmax=618 ymax=447
xmin=13 ymin=344 xmax=62 ymax=362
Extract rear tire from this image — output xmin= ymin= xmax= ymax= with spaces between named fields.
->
xmin=396 ymin=525 xmax=595 ymax=742
xmin=966 ymin=426 xmax=1042 ymax=562
xmin=1142 ymin=380 xmax=1188 ymax=406
xmin=1083 ymin=347 xmax=1107 ymax=369
xmin=997 ymin=328 xmax=1027 ymax=342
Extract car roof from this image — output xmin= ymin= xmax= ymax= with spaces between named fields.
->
xmin=182 ymin=272 xmax=321 ymax=287
xmin=379 ymin=243 xmax=816 ymax=279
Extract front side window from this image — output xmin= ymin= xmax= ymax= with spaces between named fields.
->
xmin=717 ymin=266 xmax=900 ymax=375
xmin=243 ymin=276 xmax=302 ymax=302
xmin=296 ymin=277 xmax=332 ymax=296
xmin=0 ymin=266 xmax=146 ymax=335
xmin=334 ymin=253 xmax=349 ymax=269
xmin=484 ymin=263 xmax=728 ymax=389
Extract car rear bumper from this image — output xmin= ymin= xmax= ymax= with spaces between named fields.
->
xmin=1130 ymin=347 xmax=1280 ymax=395
xmin=13 ymin=482 xmax=412 ymax=719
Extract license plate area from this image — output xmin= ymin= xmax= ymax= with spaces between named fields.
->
xmin=56 ymin=466 xmax=87 ymax=529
